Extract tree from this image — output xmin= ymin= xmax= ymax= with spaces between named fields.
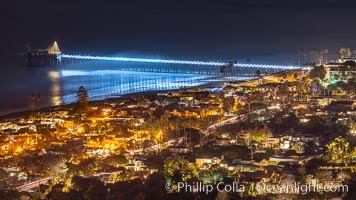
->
xmin=29 ymin=93 xmax=41 ymax=110
xmin=102 ymin=154 xmax=127 ymax=168
xmin=231 ymin=98 xmax=240 ymax=113
xmin=335 ymin=80 xmax=356 ymax=94
xmin=273 ymin=113 xmax=284 ymax=134
xmin=71 ymin=177 xmax=106 ymax=199
xmin=304 ymin=141 xmax=317 ymax=154
xmin=215 ymin=190 xmax=231 ymax=200
xmin=319 ymin=49 xmax=324 ymax=65
xmin=338 ymin=61 xmax=356 ymax=81
xmin=305 ymin=158 xmax=327 ymax=172
xmin=268 ymin=112 xmax=299 ymax=134
xmin=325 ymin=136 xmax=350 ymax=164
xmin=222 ymin=96 xmax=235 ymax=113
xmin=45 ymin=155 xmax=67 ymax=178
xmin=66 ymin=163 xmax=83 ymax=178
xmin=309 ymin=48 xmax=320 ymax=64
xmin=153 ymin=106 xmax=164 ymax=119
xmin=245 ymin=127 xmax=271 ymax=143
xmin=316 ymin=170 xmax=332 ymax=185
xmin=309 ymin=65 xmax=326 ymax=81
xmin=284 ymin=113 xmax=299 ymax=131
xmin=79 ymin=158 xmax=99 ymax=176
xmin=303 ymin=51 xmax=307 ymax=64
xmin=303 ymin=116 xmax=328 ymax=136
xmin=0 ymin=190 xmax=22 ymax=200
xmin=337 ymin=170 xmax=351 ymax=181
xmin=77 ymin=86 xmax=88 ymax=113
xmin=334 ymin=73 xmax=340 ymax=81
xmin=282 ymin=73 xmax=287 ymax=82
xmin=340 ymin=47 xmax=352 ymax=59
xmin=298 ymin=165 xmax=307 ymax=176
xmin=309 ymin=49 xmax=315 ymax=63
xmin=163 ymin=156 xmax=192 ymax=182
xmin=345 ymin=174 xmax=356 ymax=200
xmin=0 ymin=169 xmax=9 ymax=190
xmin=297 ymin=51 xmax=302 ymax=66
xmin=324 ymin=48 xmax=329 ymax=63
xmin=255 ymin=70 xmax=261 ymax=77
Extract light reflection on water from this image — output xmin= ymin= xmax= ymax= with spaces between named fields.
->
xmin=0 ymin=66 xmax=243 ymax=115
xmin=48 ymin=71 xmax=62 ymax=106
xmin=53 ymin=70 xmax=227 ymax=105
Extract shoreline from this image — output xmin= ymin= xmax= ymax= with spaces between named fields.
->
xmin=0 ymin=80 xmax=228 ymax=120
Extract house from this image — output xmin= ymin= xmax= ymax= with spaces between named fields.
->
xmin=238 ymin=170 xmax=280 ymax=184
xmin=326 ymin=60 xmax=356 ymax=81
xmin=228 ymin=159 xmax=259 ymax=172
xmin=269 ymin=155 xmax=300 ymax=164
xmin=94 ymin=170 xmax=124 ymax=184
xmin=215 ymin=139 xmax=235 ymax=146
xmin=167 ymin=146 xmax=192 ymax=154
xmin=63 ymin=119 xmax=75 ymax=128
xmin=328 ymin=101 xmax=354 ymax=112
xmin=124 ymin=159 xmax=148 ymax=172
xmin=308 ymin=96 xmax=335 ymax=107
xmin=196 ymin=156 xmax=222 ymax=168
xmin=266 ymin=136 xmax=281 ymax=148
xmin=292 ymin=134 xmax=320 ymax=144
xmin=257 ymin=159 xmax=269 ymax=167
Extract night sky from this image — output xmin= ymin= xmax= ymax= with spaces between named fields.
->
xmin=1 ymin=0 xmax=356 ymax=66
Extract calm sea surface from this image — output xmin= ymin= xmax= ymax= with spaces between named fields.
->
xmin=0 ymin=64 xmax=248 ymax=115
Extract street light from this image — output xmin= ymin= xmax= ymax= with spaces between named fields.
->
xmin=132 ymin=140 xmax=136 ymax=149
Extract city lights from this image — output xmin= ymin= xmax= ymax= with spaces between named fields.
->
xmin=2 ymin=0 xmax=356 ymax=198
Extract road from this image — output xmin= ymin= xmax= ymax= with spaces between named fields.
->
xmin=16 ymin=177 xmax=53 ymax=192
xmin=126 ymin=137 xmax=184 ymax=155
xmin=203 ymin=105 xmax=280 ymax=135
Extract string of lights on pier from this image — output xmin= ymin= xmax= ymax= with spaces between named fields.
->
xmin=61 ymin=54 xmax=310 ymax=70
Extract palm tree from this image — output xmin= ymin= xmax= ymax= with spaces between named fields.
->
xmin=324 ymin=48 xmax=329 ymax=64
xmin=255 ymin=69 xmax=261 ymax=77
xmin=316 ymin=170 xmax=332 ymax=185
xmin=326 ymin=136 xmax=350 ymax=164
xmin=313 ymin=49 xmax=319 ymax=65
xmin=279 ymin=83 xmax=290 ymax=105
xmin=29 ymin=94 xmax=36 ymax=110
xmin=338 ymin=64 xmax=348 ymax=80
xmin=353 ymin=50 xmax=356 ymax=57
xmin=297 ymin=51 xmax=302 ymax=66
xmin=340 ymin=47 xmax=351 ymax=59
xmin=282 ymin=73 xmax=287 ymax=82
xmin=319 ymin=49 xmax=324 ymax=65
xmin=340 ymin=48 xmax=345 ymax=58
xmin=36 ymin=94 xmax=41 ymax=102
xmin=275 ymin=114 xmax=283 ymax=134
xmin=77 ymin=86 xmax=88 ymax=113
xmin=310 ymin=49 xmax=316 ymax=64
xmin=303 ymin=51 xmax=307 ymax=64
xmin=264 ymin=127 xmax=273 ymax=148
